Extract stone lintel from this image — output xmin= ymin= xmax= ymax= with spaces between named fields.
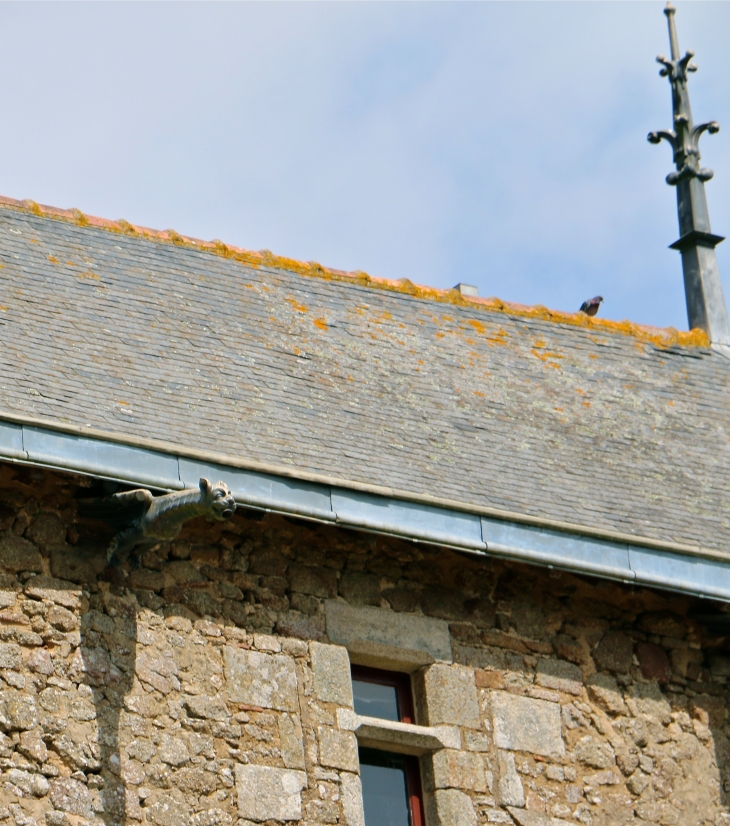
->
xmin=325 ymin=601 xmax=452 ymax=668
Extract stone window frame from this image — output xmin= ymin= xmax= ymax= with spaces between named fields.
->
xmin=320 ymin=602 xmax=471 ymax=825
xmin=347 ymin=664 xmax=431 ymax=826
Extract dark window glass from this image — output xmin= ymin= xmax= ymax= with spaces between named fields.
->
xmin=360 ymin=748 xmax=422 ymax=826
xmin=350 ymin=665 xmax=414 ymax=724
xmin=353 ymin=678 xmax=400 ymax=721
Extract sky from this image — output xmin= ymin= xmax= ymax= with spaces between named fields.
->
xmin=0 ymin=2 xmax=729 ymax=331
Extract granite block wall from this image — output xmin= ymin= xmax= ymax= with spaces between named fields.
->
xmin=0 ymin=462 xmax=729 ymax=826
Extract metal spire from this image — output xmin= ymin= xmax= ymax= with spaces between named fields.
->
xmin=648 ymin=2 xmax=729 ymax=345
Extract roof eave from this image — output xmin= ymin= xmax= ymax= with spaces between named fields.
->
xmin=2 ymin=413 xmax=728 ymax=603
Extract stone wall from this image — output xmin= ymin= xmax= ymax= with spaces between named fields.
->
xmin=0 ymin=462 xmax=729 ymax=826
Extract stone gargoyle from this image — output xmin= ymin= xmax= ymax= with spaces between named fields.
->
xmin=78 ymin=477 xmax=237 ymax=566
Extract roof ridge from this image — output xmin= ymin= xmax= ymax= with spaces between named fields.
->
xmin=0 ymin=194 xmax=709 ymax=349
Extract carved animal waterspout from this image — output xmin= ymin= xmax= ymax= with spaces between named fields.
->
xmin=78 ymin=477 xmax=237 ymax=566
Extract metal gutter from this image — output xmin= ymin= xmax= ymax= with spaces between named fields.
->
xmin=2 ymin=416 xmax=730 ymax=601
xmin=0 ymin=409 xmax=717 ymax=559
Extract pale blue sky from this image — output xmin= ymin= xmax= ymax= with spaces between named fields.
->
xmin=1 ymin=2 xmax=729 ymax=330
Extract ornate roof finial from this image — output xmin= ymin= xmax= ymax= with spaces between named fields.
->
xmin=648 ymin=2 xmax=729 ymax=345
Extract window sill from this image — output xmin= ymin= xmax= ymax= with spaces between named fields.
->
xmin=336 ymin=709 xmax=460 ymax=756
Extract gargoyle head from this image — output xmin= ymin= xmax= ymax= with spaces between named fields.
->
xmin=199 ymin=478 xmax=237 ymax=521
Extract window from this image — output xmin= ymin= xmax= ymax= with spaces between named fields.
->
xmin=351 ymin=666 xmax=424 ymax=826
xmin=359 ymin=748 xmax=424 ymax=826
xmin=351 ymin=665 xmax=415 ymax=723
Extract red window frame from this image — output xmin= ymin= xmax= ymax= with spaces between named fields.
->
xmin=405 ymin=756 xmax=425 ymax=826
xmin=351 ymin=665 xmax=424 ymax=826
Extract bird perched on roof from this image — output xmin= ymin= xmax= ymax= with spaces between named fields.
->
xmin=579 ymin=296 xmax=603 ymax=316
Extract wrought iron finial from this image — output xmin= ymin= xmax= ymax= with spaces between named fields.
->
xmin=647 ymin=3 xmax=729 ymax=345
xmin=647 ymin=2 xmax=718 ymax=186
xmin=664 ymin=2 xmax=680 ymax=61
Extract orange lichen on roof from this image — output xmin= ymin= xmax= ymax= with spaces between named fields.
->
xmin=286 ymin=298 xmax=309 ymax=313
xmin=532 ymin=349 xmax=564 ymax=360
xmin=0 ymin=194 xmax=711 ymax=350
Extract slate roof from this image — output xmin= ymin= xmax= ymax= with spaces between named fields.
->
xmin=1 ymin=200 xmax=729 ymax=553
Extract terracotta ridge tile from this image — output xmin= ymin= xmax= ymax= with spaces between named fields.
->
xmin=0 ymin=193 xmax=709 ymax=350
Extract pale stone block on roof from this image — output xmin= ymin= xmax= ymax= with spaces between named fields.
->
xmin=491 ymin=692 xmax=565 ymax=758
xmin=223 ymin=647 xmax=298 ymax=711
xmin=235 ymin=764 xmax=307 ymax=822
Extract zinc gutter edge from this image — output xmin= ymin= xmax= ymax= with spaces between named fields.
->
xmin=0 ymin=409 xmax=720 ymax=564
